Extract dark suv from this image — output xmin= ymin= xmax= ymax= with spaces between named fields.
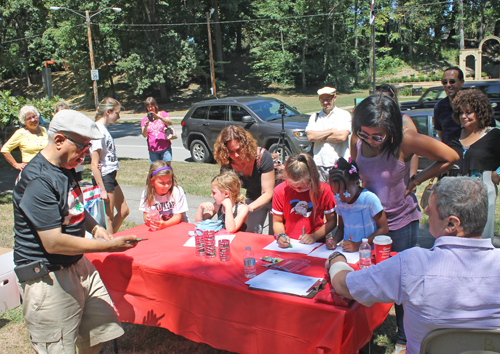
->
xmin=181 ymin=96 xmax=314 ymax=163
xmin=400 ymin=80 xmax=500 ymax=121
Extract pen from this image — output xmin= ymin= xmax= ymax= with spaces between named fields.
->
xmin=127 ymin=238 xmax=149 ymax=243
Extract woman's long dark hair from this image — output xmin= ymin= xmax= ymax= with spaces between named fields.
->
xmin=352 ymin=94 xmax=403 ymax=158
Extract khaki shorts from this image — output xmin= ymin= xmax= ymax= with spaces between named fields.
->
xmin=20 ymin=257 xmax=123 ymax=354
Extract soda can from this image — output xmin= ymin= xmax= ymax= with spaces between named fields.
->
xmin=218 ymin=239 xmax=231 ymax=261
xmin=195 ymin=229 xmax=205 ymax=256
xmin=204 ymin=230 xmax=216 ymax=258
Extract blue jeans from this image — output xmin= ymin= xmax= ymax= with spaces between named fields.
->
xmin=149 ymin=146 xmax=172 ymax=163
xmin=388 ymin=220 xmax=419 ymax=346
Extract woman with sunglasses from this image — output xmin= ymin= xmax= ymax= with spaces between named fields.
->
xmin=351 ymin=94 xmax=458 ymax=354
xmin=1 ymin=105 xmax=48 ymax=170
xmin=448 ymin=89 xmax=500 ymax=240
xmin=375 ymin=84 xmax=419 ymax=177
xmin=90 ymin=97 xmax=129 ymax=233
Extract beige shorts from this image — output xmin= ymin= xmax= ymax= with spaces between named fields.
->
xmin=20 ymin=257 xmax=123 ymax=354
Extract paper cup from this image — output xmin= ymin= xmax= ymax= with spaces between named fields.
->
xmin=373 ymin=236 xmax=392 ymax=264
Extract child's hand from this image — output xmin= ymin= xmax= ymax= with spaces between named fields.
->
xmin=277 ymin=234 xmax=292 ymax=248
xmin=200 ymin=202 xmax=214 ymax=212
xmin=299 ymin=233 xmax=315 ymax=244
xmin=221 ymin=198 xmax=233 ymax=209
xmin=326 ymin=237 xmax=337 ymax=250
xmin=342 ymin=240 xmax=362 ymax=252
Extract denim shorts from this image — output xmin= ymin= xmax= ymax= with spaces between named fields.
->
xmin=149 ymin=146 xmax=172 ymax=163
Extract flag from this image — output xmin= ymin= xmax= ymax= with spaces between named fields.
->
xmin=370 ymin=0 xmax=375 ymax=25
xmin=83 ymin=185 xmax=101 ymax=202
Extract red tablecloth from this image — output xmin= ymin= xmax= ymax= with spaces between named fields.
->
xmin=85 ymin=223 xmax=392 ymax=354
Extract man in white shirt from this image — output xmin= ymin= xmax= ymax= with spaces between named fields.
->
xmin=305 ymin=86 xmax=352 ymax=182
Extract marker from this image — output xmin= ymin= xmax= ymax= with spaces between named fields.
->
xmin=287 ymin=235 xmax=293 ymax=248
xmin=127 ymin=238 xmax=149 ymax=243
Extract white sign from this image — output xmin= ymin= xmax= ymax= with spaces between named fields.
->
xmin=91 ymin=70 xmax=99 ymax=81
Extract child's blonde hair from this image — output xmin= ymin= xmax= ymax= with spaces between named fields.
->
xmin=211 ymin=171 xmax=245 ymax=204
xmin=281 ymin=153 xmax=323 ymax=219
xmin=95 ymin=97 xmax=121 ymax=121
xmin=144 ymin=160 xmax=177 ymax=207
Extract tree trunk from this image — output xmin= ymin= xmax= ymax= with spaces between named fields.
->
xmin=458 ymin=0 xmax=465 ymax=50
xmin=160 ymin=83 xmax=168 ymax=102
xmin=302 ymin=39 xmax=308 ymax=92
xmin=477 ymin=1 xmax=486 ymax=42
xmin=236 ymin=23 xmax=242 ymax=52
xmin=211 ymin=0 xmax=224 ymax=76
xmin=354 ymin=0 xmax=359 ymax=85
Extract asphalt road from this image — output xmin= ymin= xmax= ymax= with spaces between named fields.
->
xmin=108 ymin=123 xmax=192 ymax=162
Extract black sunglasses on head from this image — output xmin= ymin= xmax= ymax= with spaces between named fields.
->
xmin=441 ymin=79 xmax=457 ymax=85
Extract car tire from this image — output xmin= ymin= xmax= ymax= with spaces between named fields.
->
xmin=190 ymin=139 xmax=213 ymax=163
xmin=269 ymin=143 xmax=292 ymax=164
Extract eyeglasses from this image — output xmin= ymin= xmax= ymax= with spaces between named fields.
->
xmin=319 ymin=96 xmax=335 ymax=102
xmin=64 ymin=135 xmax=91 ymax=151
xmin=441 ymin=79 xmax=457 ymax=85
xmin=376 ymin=84 xmax=396 ymax=98
xmin=356 ymin=131 xmax=386 ymax=143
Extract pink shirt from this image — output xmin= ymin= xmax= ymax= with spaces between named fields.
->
xmin=141 ymin=111 xmax=171 ymax=152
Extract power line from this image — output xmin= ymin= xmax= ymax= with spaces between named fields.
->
xmin=1 ymin=1 xmax=453 ymax=43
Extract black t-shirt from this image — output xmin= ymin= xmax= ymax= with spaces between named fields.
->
xmin=221 ymin=149 xmax=274 ymax=201
xmin=240 ymin=150 xmax=274 ymax=201
xmin=13 ymin=153 xmax=85 ymax=266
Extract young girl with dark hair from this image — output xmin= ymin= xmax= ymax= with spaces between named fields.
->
xmin=328 ymin=157 xmax=388 ymax=252
xmin=272 ymin=153 xmax=336 ymax=248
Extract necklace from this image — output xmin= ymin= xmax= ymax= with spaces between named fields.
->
xmin=232 ymin=160 xmax=248 ymax=176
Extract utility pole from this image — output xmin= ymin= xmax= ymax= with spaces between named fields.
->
xmin=206 ymin=12 xmax=217 ymax=98
xmin=86 ymin=10 xmax=99 ymax=110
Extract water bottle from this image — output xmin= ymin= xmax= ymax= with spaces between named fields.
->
xmin=359 ymin=238 xmax=371 ymax=269
xmin=243 ymin=246 xmax=257 ymax=278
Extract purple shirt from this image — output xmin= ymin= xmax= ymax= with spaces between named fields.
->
xmin=355 ymin=139 xmax=421 ymax=230
xmin=141 ymin=111 xmax=171 ymax=152
xmin=346 ymin=236 xmax=500 ymax=354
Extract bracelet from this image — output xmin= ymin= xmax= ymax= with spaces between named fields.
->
xmin=275 ymin=233 xmax=287 ymax=242
xmin=329 ymin=262 xmax=354 ymax=280
xmin=91 ymin=225 xmax=100 ymax=236
xmin=328 ymin=251 xmax=347 ymax=264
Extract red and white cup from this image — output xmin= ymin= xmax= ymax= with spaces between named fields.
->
xmin=373 ymin=236 xmax=392 ymax=264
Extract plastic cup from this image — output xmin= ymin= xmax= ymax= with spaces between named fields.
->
xmin=148 ymin=212 xmax=160 ymax=231
xmin=373 ymin=236 xmax=392 ymax=264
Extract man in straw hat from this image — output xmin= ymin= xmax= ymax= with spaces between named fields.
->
xmin=305 ymin=86 xmax=352 ymax=182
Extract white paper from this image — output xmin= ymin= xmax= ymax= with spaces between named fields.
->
xmin=245 ymin=269 xmax=322 ymax=296
xmin=263 ymin=239 xmax=322 ymax=254
xmin=183 ymin=234 xmax=236 ymax=247
xmin=307 ymin=244 xmax=360 ymax=264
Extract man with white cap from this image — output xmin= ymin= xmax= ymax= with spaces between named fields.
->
xmin=13 ymin=110 xmax=137 ymax=354
xmin=305 ymin=86 xmax=352 ymax=182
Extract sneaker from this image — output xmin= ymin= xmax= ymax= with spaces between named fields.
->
xmin=393 ymin=344 xmax=406 ymax=354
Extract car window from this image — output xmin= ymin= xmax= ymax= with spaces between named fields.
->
xmin=230 ymin=106 xmax=251 ymax=122
xmin=247 ymin=100 xmax=300 ymax=121
xmin=191 ymin=106 xmax=209 ymax=119
xmin=208 ymin=105 xmax=227 ymax=121
xmin=410 ymin=115 xmax=429 ymax=136
xmin=486 ymin=84 xmax=500 ymax=99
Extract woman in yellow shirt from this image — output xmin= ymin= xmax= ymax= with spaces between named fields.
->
xmin=1 ymin=105 xmax=48 ymax=170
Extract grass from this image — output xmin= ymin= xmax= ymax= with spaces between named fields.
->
xmin=82 ymin=159 xmax=220 ymax=199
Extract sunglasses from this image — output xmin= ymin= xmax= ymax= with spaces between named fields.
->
xmin=356 ymin=131 xmax=386 ymax=143
xmin=441 ymin=79 xmax=457 ymax=85
xmin=64 ymin=135 xmax=91 ymax=151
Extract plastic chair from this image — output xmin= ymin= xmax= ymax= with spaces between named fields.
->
xmin=420 ymin=328 xmax=500 ymax=354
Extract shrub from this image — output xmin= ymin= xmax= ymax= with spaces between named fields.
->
xmin=0 ymin=90 xmax=62 ymax=128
